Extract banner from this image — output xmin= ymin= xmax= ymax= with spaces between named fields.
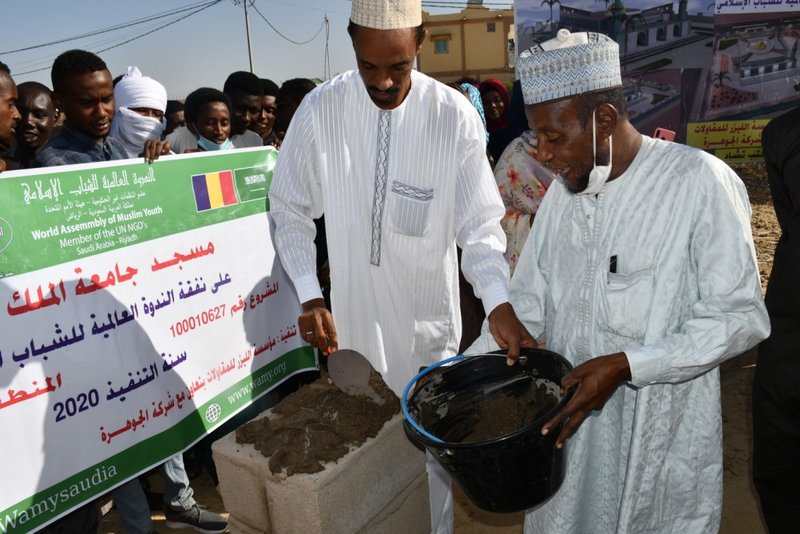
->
xmin=0 ymin=147 xmax=317 ymax=533
xmin=512 ymin=0 xmax=800 ymax=160
xmin=686 ymin=118 xmax=769 ymax=160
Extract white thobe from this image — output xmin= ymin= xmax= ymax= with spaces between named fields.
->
xmin=269 ymin=69 xmax=509 ymax=396
xmin=469 ymin=135 xmax=769 ymax=533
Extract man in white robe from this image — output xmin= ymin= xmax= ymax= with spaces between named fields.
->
xmin=269 ymin=1 xmax=534 ymax=531
xmin=468 ymin=29 xmax=770 ymax=532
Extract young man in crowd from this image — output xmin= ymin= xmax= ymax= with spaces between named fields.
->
xmin=268 ymin=1 xmax=533 ymax=532
xmin=0 ymin=61 xmax=22 ymax=172
xmin=4 ymin=81 xmax=58 ymax=169
xmin=250 ymin=77 xmax=278 ymax=145
xmin=164 ymin=99 xmax=185 ymax=137
xmin=35 ymin=49 xmax=227 ymax=534
xmin=468 ymin=29 xmax=769 ymax=533
xmin=272 ymin=77 xmax=316 ymax=149
xmin=34 ymin=50 xmax=124 ymax=167
xmin=221 ymin=70 xmax=263 ymax=148
xmin=108 ymin=65 xmax=168 ymax=159
xmin=182 ymin=87 xmax=233 ymax=152
xmin=166 ymin=76 xmax=258 ymax=153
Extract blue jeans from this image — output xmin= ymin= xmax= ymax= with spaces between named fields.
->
xmin=114 ymin=453 xmax=196 ymax=533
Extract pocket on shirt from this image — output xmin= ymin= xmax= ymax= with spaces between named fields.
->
xmin=601 ymin=268 xmax=654 ymax=340
xmin=389 ymin=181 xmax=434 ymax=237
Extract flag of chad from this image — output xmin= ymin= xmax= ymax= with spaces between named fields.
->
xmin=192 ymin=170 xmax=238 ymax=211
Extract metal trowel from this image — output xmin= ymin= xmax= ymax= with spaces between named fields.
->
xmin=327 ymin=349 xmax=385 ymax=405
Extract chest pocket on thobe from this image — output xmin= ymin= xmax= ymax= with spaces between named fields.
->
xmin=601 ymin=268 xmax=654 ymax=340
xmin=389 ymin=180 xmax=434 ymax=237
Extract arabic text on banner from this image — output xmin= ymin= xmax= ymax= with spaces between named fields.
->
xmin=0 ymin=147 xmax=316 ymax=533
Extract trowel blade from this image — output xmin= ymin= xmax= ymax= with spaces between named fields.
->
xmin=327 ymin=349 xmax=384 ymax=405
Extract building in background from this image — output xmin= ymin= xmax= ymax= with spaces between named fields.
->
xmin=419 ymin=0 xmax=515 ymax=84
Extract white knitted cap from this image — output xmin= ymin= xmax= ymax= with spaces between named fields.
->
xmin=517 ymin=29 xmax=622 ymax=105
xmin=351 ymin=0 xmax=421 ymax=30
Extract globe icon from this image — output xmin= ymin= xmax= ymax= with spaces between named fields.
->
xmin=205 ymin=403 xmax=222 ymax=423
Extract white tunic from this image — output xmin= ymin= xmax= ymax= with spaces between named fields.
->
xmin=469 ymin=135 xmax=769 ymax=533
xmin=270 ymin=70 xmax=509 ymax=396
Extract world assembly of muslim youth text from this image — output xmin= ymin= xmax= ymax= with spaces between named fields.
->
xmin=22 ymin=169 xmax=161 ymax=257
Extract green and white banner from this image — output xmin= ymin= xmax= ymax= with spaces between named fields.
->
xmin=0 ymin=147 xmax=316 ymax=533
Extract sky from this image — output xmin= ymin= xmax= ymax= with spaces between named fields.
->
xmin=2 ymin=0 xmax=716 ymax=100
xmin=2 ymin=0 xmax=480 ymax=99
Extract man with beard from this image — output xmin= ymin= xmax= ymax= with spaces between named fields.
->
xmin=5 ymin=81 xmax=57 ymax=169
xmin=269 ymin=1 xmax=533 ymax=531
xmin=0 ymin=61 xmax=21 ymax=172
xmin=468 ymin=29 xmax=769 ymax=533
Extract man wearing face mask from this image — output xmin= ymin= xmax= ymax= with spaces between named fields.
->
xmin=468 ymin=29 xmax=769 ymax=533
xmin=108 ymin=66 xmax=168 ymax=159
xmin=166 ymin=88 xmax=234 ymax=153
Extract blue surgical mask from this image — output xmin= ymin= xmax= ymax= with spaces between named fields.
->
xmin=196 ymin=133 xmax=233 ymax=151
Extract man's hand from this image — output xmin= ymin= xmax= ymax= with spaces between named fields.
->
xmin=541 ymin=352 xmax=631 ymax=448
xmin=143 ymin=140 xmax=171 ymax=163
xmin=487 ymin=302 xmax=537 ymax=365
xmin=298 ymin=298 xmax=338 ymax=355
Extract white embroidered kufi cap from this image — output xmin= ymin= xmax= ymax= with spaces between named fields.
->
xmin=351 ymin=0 xmax=422 ymax=30
xmin=517 ymin=29 xmax=622 ymax=105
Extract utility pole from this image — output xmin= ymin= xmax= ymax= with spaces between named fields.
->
xmin=244 ymin=0 xmax=254 ymax=72
xmin=233 ymin=0 xmax=255 ymax=72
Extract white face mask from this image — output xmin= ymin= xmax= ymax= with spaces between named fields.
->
xmin=578 ymin=109 xmax=612 ymax=196
xmin=109 ymin=107 xmax=165 ymax=159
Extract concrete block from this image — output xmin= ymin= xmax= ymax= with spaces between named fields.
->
xmin=228 ymin=514 xmax=267 ymax=534
xmin=213 ymin=412 xmax=429 ymax=534
xmin=364 ymin=471 xmax=430 ymax=534
xmin=213 ymin=425 xmax=273 ymax=533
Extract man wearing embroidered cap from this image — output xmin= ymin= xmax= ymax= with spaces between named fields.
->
xmin=469 ymin=29 xmax=769 ymax=532
xmin=269 ymin=0 xmax=534 ymax=531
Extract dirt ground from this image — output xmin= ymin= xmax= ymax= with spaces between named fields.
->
xmin=99 ymin=162 xmax=778 ymax=533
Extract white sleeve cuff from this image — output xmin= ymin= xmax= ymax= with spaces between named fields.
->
xmin=292 ymin=273 xmax=324 ymax=304
xmin=481 ymin=281 xmax=510 ymax=316
xmin=624 ymin=346 xmax=661 ymax=387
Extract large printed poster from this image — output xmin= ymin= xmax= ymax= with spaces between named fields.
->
xmin=0 ymin=147 xmax=316 ymax=533
xmin=513 ymin=0 xmax=800 ymax=160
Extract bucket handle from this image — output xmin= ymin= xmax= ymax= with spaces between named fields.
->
xmin=401 ymin=354 xmax=465 ymax=444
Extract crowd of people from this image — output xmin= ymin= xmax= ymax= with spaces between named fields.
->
xmin=0 ymin=0 xmax=797 ymax=532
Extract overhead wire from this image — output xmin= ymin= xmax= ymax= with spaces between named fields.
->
xmin=12 ymin=1 xmax=223 ymax=77
xmin=250 ymin=1 xmax=326 ymax=45
xmin=1 ymin=0 xmax=221 ymax=55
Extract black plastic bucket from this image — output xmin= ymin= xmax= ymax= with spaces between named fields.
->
xmin=402 ymin=348 xmax=573 ymax=513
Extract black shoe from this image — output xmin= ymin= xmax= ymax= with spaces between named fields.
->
xmin=164 ymin=504 xmax=227 ymax=534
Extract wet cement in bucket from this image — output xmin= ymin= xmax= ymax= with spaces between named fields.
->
xmin=235 ymin=371 xmax=399 ymax=475
xmin=419 ymin=375 xmax=563 ymax=444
